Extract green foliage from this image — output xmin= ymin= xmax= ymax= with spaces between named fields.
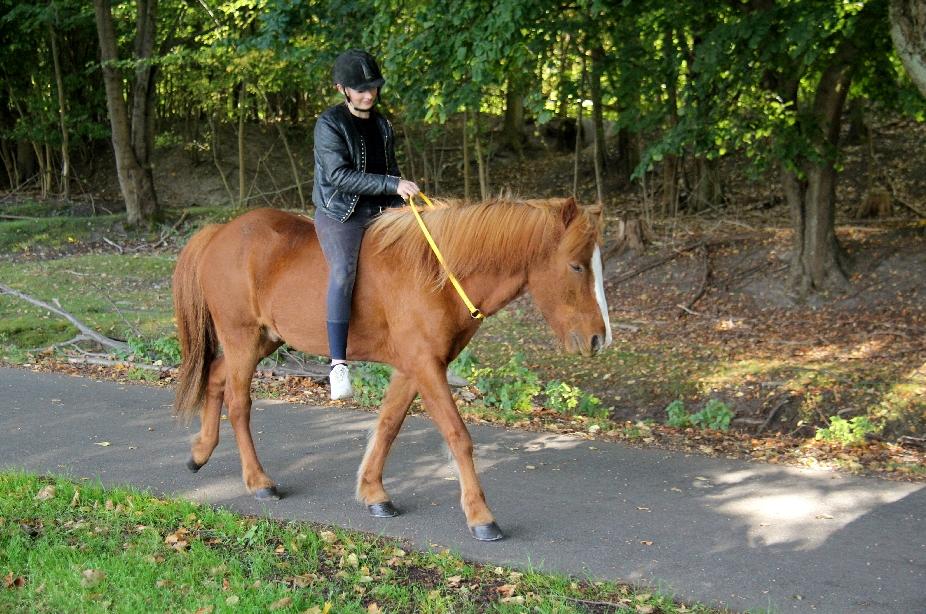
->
xmin=449 ymin=346 xmax=479 ymax=376
xmin=471 ymin=352 xmax=540 ymax=412
xmin=665 ymin=399 xmax=690 ymax=428
xmin=350 ymin=362 xmax=393 ymax=408
xmin=691 ymin=399 xmax=734 ymax=431
xmin=543 ymin=380 xmax=608 ymax=419
xmin=126 ymin=336 xmax=182 ymax=365
xmin=665 ymin=399 xmax=734 ymax=431
xmin=815 ymin=416 xmax=879 ymax=446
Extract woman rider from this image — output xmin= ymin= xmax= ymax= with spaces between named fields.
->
xmin=312 ymin=49 xmax=419 ymax=399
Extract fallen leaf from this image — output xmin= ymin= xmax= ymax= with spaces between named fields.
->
xmin=3 ymin=572 xmax=26 ymax=589
xmin=496 ymin=584 xmax=517 ymax=598
xmin=193 ymin=607 xmax=214 ymax=614
xmin=34 ymin=485 xmax=56 ymax=501
xmin=269 ymin=597 xmax=292 ymax=610
xmin=640 ymin=540 xmax=654 ymax=546
xmin=80 ymin=569 xmax=106 ymax=588
xmin=225 ymin=595 xmax=240 ymax=605
xmin=95 ymin=441 xmax=111 ymax=447
xmin=367 ymin=603 xmax=381 ymax=613
xmin=636 ymin=605 xmax=655 ymax=614
xmin=319 ymin=530 xmax=337 ymax=544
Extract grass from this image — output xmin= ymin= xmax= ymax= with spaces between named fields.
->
xmin=0 ymin=471 xmax=712 ymax=613
xmin=0 ymin=254 xmax=176 ymax=348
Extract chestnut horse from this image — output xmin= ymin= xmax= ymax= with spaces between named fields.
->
xmin=172 ymin=197 xmax=611 ymax=540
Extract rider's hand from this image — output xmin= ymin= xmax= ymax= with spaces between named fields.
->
xmin=396 ymin=179 xmax=420 ymax=201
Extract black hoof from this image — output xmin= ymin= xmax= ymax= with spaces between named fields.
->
xmin=367 ymin=501 xmax=400 ymax=518
xmin=254 ymin=486 xmax=281 ymax=501
xmin=186 ymin=457 xmax=204 ymax=473
xmin=470 ymin=522 xmax=504 ymax=541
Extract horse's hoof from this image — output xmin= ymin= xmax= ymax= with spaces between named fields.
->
xmin=367 ymin=501 xmax=400 ymax=518
xmin=187 ymin=457 xmax=204 ymax=473
xmin=254 ymin=486 xmax=281 ymax=501
xmin=469 ymin=522 xmax=504 ymax=541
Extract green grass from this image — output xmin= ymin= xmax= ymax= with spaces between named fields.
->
xmin=0 ymin=472 xmax=713 ymax=613
xmin=0 ymin=254 xmax=176 ymax=348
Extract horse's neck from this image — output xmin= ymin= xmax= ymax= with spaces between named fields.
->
xmin=463 ymin=269 xmax=529 ymax=318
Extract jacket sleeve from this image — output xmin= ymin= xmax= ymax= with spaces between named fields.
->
xmin=314 ymin=114 xmax=401 ymax=196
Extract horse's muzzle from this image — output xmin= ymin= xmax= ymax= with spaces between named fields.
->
xmin=567 ymin=332 xmax=603 ymax=357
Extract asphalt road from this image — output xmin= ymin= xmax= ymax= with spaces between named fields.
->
xmin=1 ymin=367 xmax=923 ymax=613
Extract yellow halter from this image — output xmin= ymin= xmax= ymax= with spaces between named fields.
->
xmin=407 ymin=193 xmax=484 ymax=320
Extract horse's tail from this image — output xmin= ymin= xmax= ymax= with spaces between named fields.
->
xmin=172 ymin=223 xmax=222 ymax=423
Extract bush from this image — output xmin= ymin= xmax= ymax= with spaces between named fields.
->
xmin=665 ymin=398 xmax=734 ymax=431
xmin=126 ymin=335 xmax=182 ymax=365
xmin=815 ymin=415 xmax=879 ymax=446
xmin=350 ymin=362 xmax=392 ymax=407
xmin=665 ymin=400 xmax=690 ymax=428
xmin=690 ymin=399 xmax=734 ymax=431
xmin=471 ymin=353 xmax=540 ymax=412
xmin=544 ymin=380 xmax=608 ymax=419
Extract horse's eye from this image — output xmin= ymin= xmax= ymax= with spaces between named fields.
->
xmin=569 ymin=263 xmax=584 ymax=273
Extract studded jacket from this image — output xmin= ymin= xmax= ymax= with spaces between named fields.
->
xmin=312 ymin=103 xmax=404 ymax=222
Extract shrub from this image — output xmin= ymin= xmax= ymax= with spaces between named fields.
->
xmin=127 ymin=335 xmax=182 ymax=365
xmin=665 ymin=400 xmax=690 ymax=428
xmin=350 ymin=362 xmax=393 ymax=407
xmin=665 ymin=398 xmax=734 ymax=431
xmin=690 ymin=399 xmax=734 ymax=431
xmin=544 ymin=380 xmax=608 ymax=418
xmin=449 ymin=347 xmax=478 ymax=376
xmin=815 ymin=415 xmax=879 ymax=446
xmin=471 ymin=353 xmax=540 ymax=412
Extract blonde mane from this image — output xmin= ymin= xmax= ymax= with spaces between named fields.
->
xmin=365 ymin=197 xmax=598 ymax=289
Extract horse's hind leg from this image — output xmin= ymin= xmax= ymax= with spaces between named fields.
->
xmin=415 ymin=363 xmax=502 ymax=541
xmin=222 ymin=331 xmax=282 ymax=499
xmin=187 ymin=355 xmax=226 ymax=472
xmin=356 ymin=371 xmax=417 ymax=517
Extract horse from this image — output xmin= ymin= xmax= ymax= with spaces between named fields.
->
xmin=172 ymin=196 xmax=612 ymax=541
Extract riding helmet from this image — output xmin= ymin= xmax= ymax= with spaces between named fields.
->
xmin=332 ymin=49 xmax=385 ymax=91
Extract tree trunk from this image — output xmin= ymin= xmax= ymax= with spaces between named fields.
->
xmin=691 ymin=156 xmax=723 ymax=211
xmin=48 ymin=10 xmax=70 ymax=200
xmin=237 ymin=83 xmax=247 ymax=206
xmin=502 ymin=77 xmax=525 ymax=154
xmin=474 ymin=109 xmax=488 ymax=200
xmin=93 ymin=0 xmax=159 ymax=225
xmin=573 ymin=51 xmax=587 ymax=198
xmin=590 ymin=46 xmax=607 ymax=205
xmin=889 ymin=0 xmax=926 ymax=97
xmin=462 ymin=109 xmax=471 ymax=201
xmin=783 ymin=44 xmax=856 ymax=294
xmin=661 ymin=28 xmax=680 ymax=216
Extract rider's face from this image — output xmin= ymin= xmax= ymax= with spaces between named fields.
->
xmin=338 ymin=85 xmax=378 ymax=112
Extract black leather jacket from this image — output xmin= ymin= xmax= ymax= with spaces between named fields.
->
xmin=312 ymin=103 xmax=404 ymax=221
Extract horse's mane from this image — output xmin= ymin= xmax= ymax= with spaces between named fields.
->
xmin=365 ymin=197 xmax=598 ymax=289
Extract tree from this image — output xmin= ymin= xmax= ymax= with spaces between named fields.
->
xmin=93 ymin=0 xmax=159 ymax=225
xmin=889 ymin=0 xmax=926 ymax=96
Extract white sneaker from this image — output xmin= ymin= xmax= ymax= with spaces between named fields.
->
xmin=329 ymin=363 xmax=353 ymax=400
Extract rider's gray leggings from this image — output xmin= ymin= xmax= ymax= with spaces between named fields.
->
xmin=315 ymin=208 xmax=378 ymax=360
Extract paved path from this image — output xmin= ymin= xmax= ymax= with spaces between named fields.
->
xmin=1 ymin=367 xmax=923 ymax=613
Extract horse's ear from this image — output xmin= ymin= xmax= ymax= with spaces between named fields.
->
xmin=562 ymin=197 xmax=578 ymax=227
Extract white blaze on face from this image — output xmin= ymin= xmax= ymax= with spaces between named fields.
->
xmin=591 ymin=244 xmax=612 ymax=347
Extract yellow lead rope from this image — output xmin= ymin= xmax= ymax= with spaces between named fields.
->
xmin=408 ymin=193 xmax=484 ymax=320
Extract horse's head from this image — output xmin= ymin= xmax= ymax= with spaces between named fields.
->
xmin=527 ymin=197 xmax=612 ymax=357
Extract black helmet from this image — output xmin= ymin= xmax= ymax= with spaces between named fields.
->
xmin=332 ymin=49 xmax=385 ymax=91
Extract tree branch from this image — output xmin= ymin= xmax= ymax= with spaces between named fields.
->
xmin=0 ymin=283 xmax=130 ymax=354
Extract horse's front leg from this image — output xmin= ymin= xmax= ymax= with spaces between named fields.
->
xmin=356 ymin=370 xmax=417 ymax=517
xmin=415 ymin=362 xmax=503 ymax=541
